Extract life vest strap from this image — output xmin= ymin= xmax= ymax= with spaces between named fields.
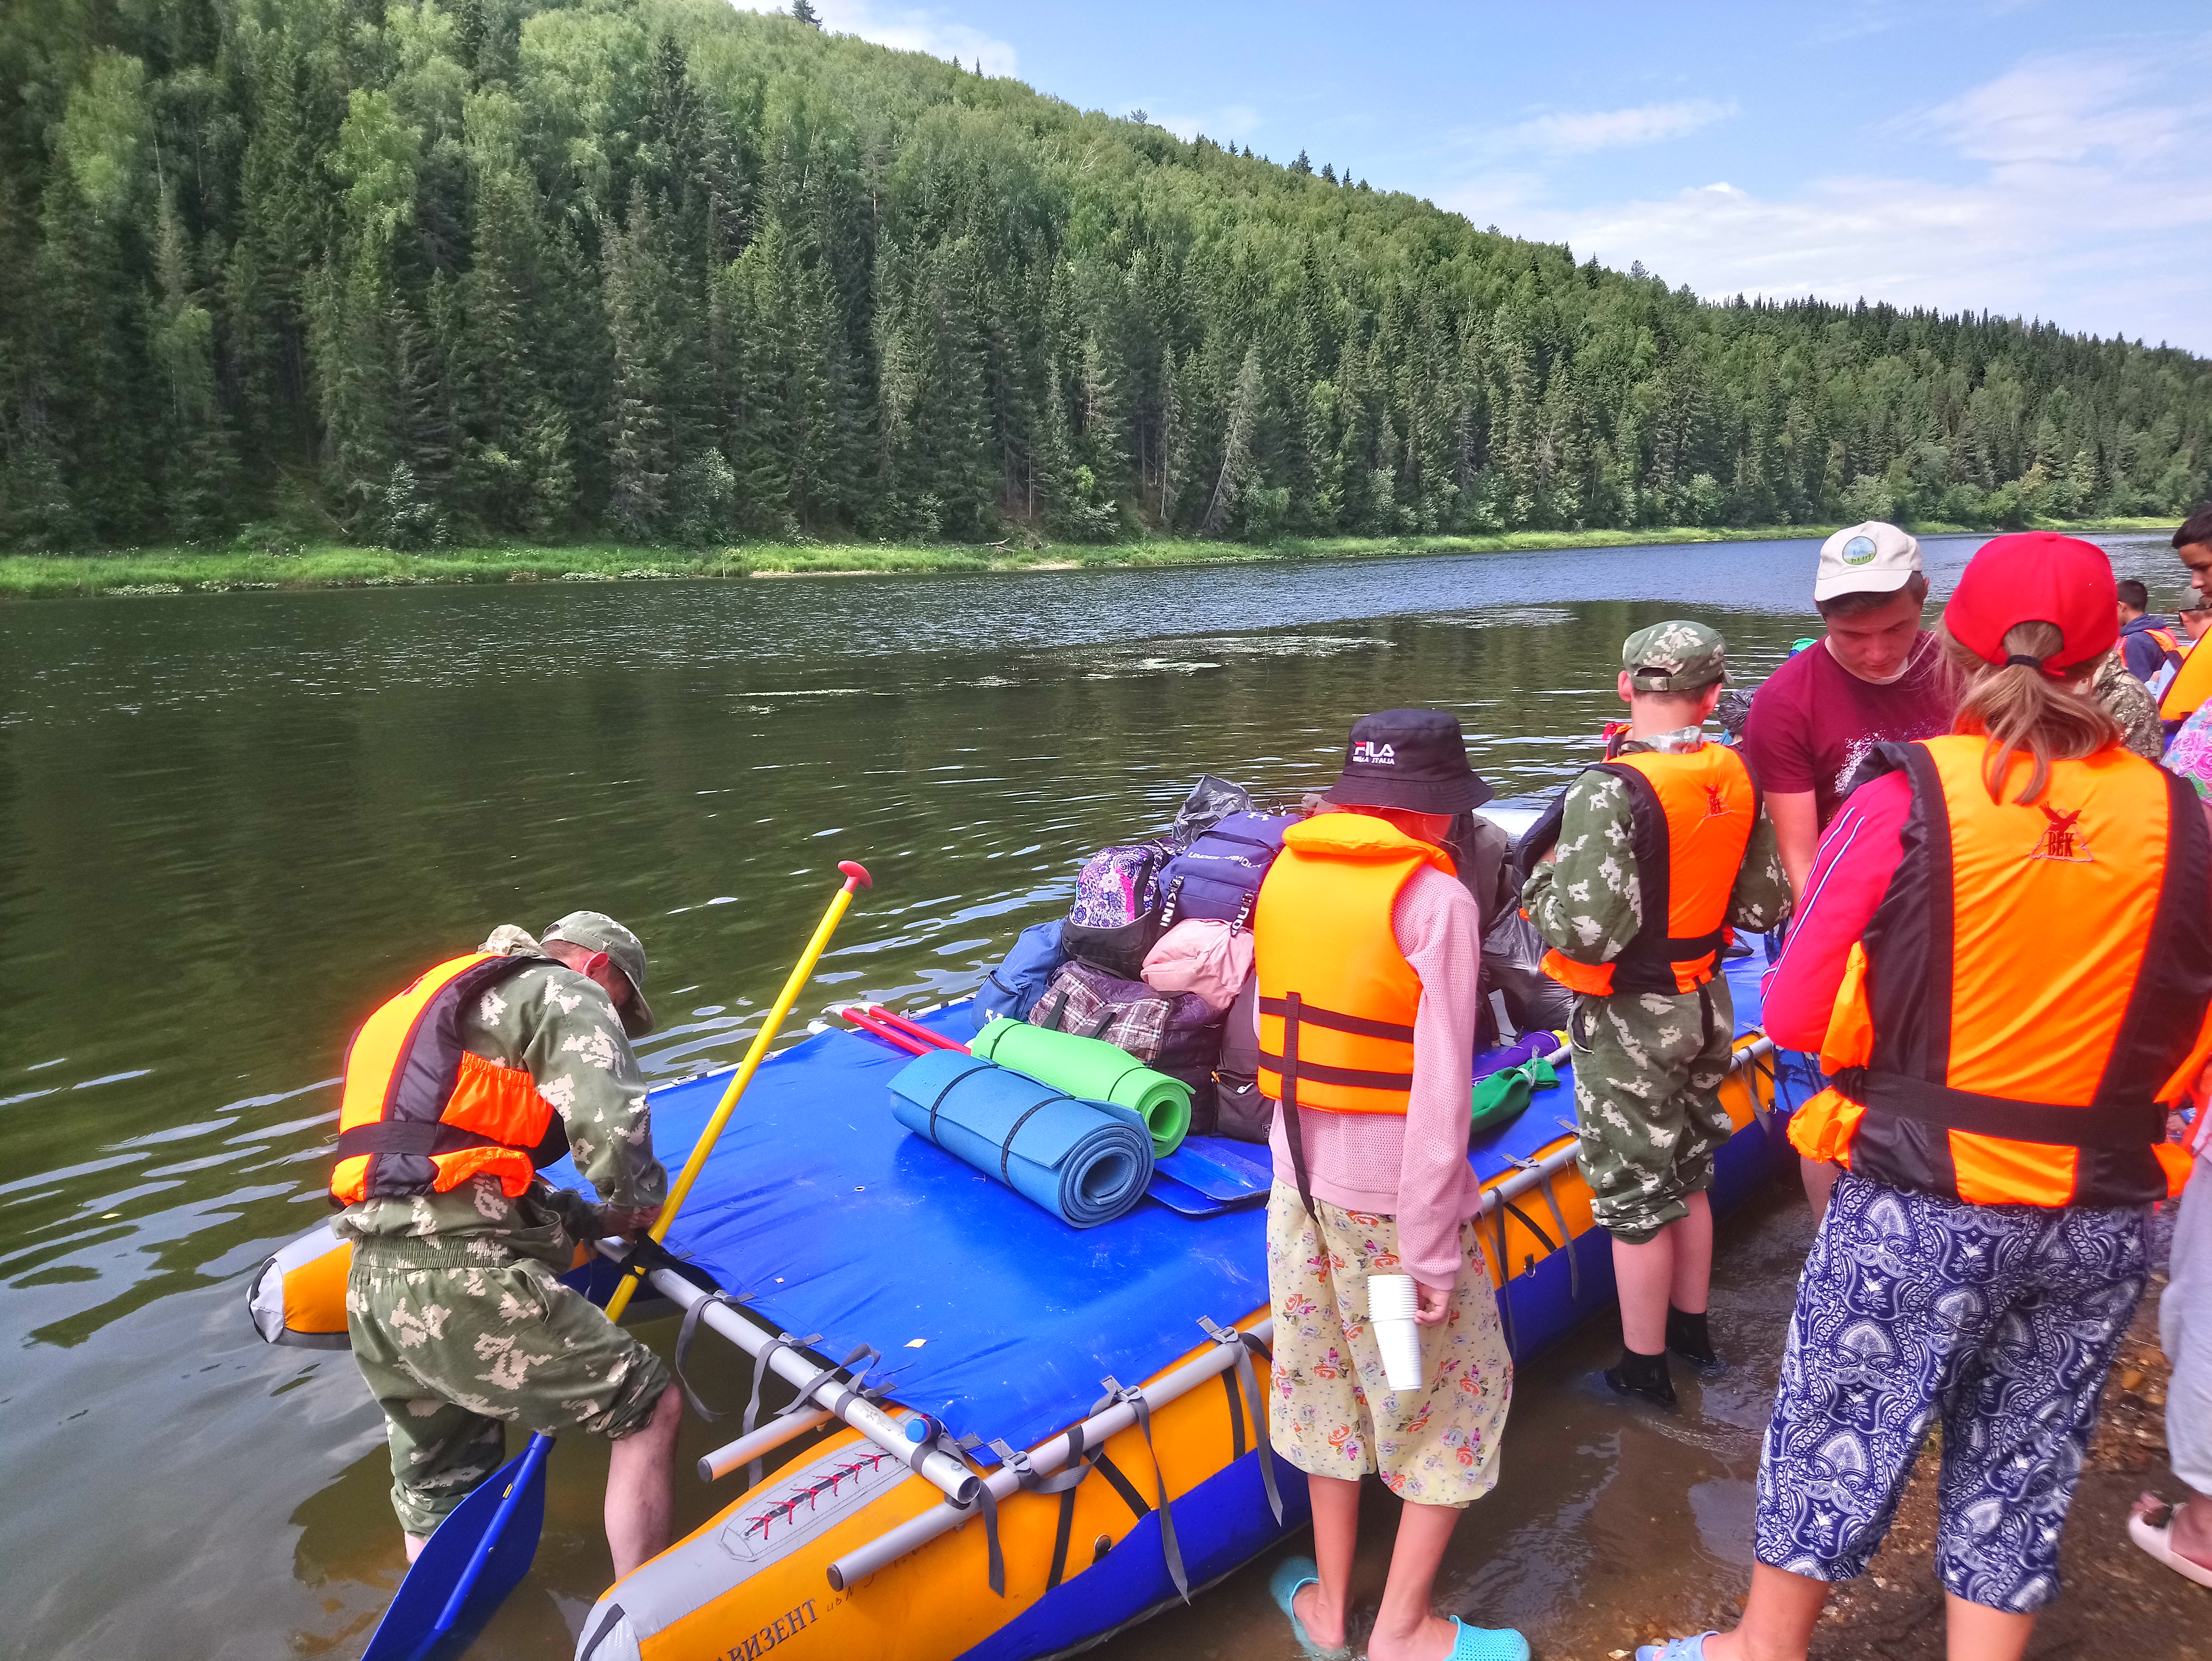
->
xmin=1835 ymin=1067 xmax=2166 ymax=1149
xmin=1607 ymin=928 xmax=1724 ymax=994
xmin=1257 ymin=997 xmax=1414 ymax=1043
xmin=335 ymin=1120 xmax=511 ymax=1160
xmin=1255 ymin=1051 xmax=1415 ymax=1091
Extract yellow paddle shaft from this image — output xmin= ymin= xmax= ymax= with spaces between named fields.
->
xmin=603 ymin=861 xmax=872 ymax=1322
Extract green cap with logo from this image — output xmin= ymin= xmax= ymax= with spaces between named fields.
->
xmin=1621 ymin=620 xmax=1729 ymax=692
xmin=542 ymin=910 xmax=655 ymax=1038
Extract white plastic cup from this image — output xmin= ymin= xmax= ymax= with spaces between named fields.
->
xmin=1366 ymin=1273 xmax=1425 ymax=1392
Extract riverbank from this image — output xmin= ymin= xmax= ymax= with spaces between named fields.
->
xmin=0 ymin=519 xmax=2176 ymax=598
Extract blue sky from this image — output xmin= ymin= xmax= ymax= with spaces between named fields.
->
xmin=745 ymin=1 xmax=2212 ymax=355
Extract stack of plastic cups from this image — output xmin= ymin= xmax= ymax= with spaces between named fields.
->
xmin=1367 ymin=1273 xmax=1425 ymax=1393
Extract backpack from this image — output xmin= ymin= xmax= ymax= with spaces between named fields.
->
xmin=1157 ymin=811 xmax=1299 ymax=927
xmin=974 ymin=920 xmax=1069 ymax=1028
xmin=1060 ymin=841 xmax=1171 ymax=980
xmin=1029 ymin=960 xmax=1222 ymax=1072
xmin=1211 ymin=968 xmax=1270 ymax=1144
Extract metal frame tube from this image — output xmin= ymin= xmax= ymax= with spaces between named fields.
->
xmin=599 ymin=1247 xmax=981 ymax=1508
xmin=696 ymin=1407 xmax=835 ymax=1483
xmin=825 ymin=1316 xmax=1274 ymax=1592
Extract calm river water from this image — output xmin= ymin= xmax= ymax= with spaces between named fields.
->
xmin=0 ymin=533 xmax=2184 ymax=1660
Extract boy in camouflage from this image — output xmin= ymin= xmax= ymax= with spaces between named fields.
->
xmin=1522 ymin=623 xmax=1790 ymax=1408
xmin=331 ymin=911 xmax=680 ymax=1577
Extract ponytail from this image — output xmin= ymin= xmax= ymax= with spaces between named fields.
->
xmin=1938 ymin=621 xmax=2121 ymax=804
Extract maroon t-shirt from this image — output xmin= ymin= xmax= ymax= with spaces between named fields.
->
xmin=1741 ymin=632 xmax=1956 ymax=827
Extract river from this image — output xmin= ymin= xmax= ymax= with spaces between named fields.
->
xmin=0 ymin=532 xmax=2183 ymax=1660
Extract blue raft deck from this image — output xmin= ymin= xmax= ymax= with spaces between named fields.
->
xmin=551 ymin=949 xmax=1818 ymax=1660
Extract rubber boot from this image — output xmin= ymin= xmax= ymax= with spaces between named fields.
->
xmin=1666 ymin=1307 xmax=1725 ymax=1376
xmin=1600 ymin=1346 xmax=1677 ymax=1409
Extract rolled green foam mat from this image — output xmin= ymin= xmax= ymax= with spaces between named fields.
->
xmin=970 ymin=1017 xmax=1192 ymax=1157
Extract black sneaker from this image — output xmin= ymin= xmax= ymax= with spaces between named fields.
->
xmin=1599 ymin=1362 xmax=1678 ymax=1410
xmin=1666 ymin=1309 xmax=1726 ymax=1376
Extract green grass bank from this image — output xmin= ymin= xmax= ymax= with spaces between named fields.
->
xmin=0 ymin=519 xmax=2178 ymax=600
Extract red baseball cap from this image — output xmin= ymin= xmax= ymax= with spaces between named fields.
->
xmin=1941 ymin=532 xmax=2118 ymax=678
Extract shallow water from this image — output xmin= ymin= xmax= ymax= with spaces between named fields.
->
xmin=0 ymin=532 xmax=2183 ymax=1659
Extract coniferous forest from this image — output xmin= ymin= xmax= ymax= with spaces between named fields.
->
xmin=4 ymin=0 xmax=2210 ymax=554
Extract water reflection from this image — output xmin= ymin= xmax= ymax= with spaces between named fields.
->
xmin=0 ymin=533 xmax=2182 ymax=1658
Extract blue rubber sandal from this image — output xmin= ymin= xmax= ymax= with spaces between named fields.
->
xmin=1447 ymin=1614 xmax=1532 ymax=1660
xmin=1636 ymin=1635 xmax=1717 ymax=1661
xmin=1268 ymin=1558 xmax=1350 ymax=1661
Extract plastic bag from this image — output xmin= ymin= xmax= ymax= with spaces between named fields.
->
xmin=1169 ymin=775 xmax=1255 ymax=850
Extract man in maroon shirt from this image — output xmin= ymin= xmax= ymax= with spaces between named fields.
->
xmin=1742 ymin=521 xmax=1958 ymax=897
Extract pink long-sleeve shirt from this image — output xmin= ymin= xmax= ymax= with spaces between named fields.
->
xmin=1267 ymin=863 xmax=1485 ymax=1288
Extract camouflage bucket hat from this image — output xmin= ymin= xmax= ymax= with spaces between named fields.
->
xmin=1622 ymin=620 xmax=1728 ymax=692
xmin=542 ymin=910 xmax=655 ymax=1038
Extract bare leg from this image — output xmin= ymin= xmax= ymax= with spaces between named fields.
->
xmin=1800 ymin=1156 xmax=1837 ymax=1222
xmin=605 ymin=1385 xmax=682 ymax=1580
xmin=1667 ymin=1192 xmax=1714 ymax=1315
xmin=1295 ymin=1473 xmax=1360 ymax=1651
xmin=1365 ymin=1497 xmax=1465 ymax=1661
xmin=1699 ymin=1562 xmax=1829 ymax=1661
xmin=1941 ymin=1591 xmax=2034 ymax=1661
xmin=404 ymin=1532 xmax=428 ymax=1564
xmin=1613 ymin=1227 xmax=1678 ymax=1354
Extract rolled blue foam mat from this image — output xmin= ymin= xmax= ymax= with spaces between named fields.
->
xmin=889 ymin=1050 xmax=1156 ymax=1229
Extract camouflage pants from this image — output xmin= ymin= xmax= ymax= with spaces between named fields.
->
xmin=347 ymin=1237 xmax=670 ymax=1536
xmin=1568 ymin=978 xmax=1736 ymax=1246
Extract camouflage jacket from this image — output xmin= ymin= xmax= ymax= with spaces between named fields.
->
xmin=2093 ymin=651 xmax=2164 ymax=761
xmin=331 ymin=934 xmax=668 ymax=1268
xmin=1521 ymin=738 xmax=1793 ymax=976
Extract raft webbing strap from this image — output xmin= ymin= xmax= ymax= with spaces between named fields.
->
xmin=1095 ymin=1375 xmax=1189 ymax=1602
xmin=1492 ymin=1205 xmax=1517 ymax=1355
xmin=671 ymin=1291 xmax=757 ymax=1423
xmin=732 ymin=1330 xmax=825 ymax=1488
xmin=1199 ymin=1316 xmax=1282 ymax=1524
xmin=952 ymin=1433 xmax=1006 ymax=1598
xmin=1045 ymin=1425 xmax=1088 ymax=1591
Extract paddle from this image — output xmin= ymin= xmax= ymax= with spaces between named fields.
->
xmin=358 ymin=860 xmax=874 ymax=1660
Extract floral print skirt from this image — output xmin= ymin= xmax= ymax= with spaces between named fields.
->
xmin=1264 ymin=1182 xmax=1512 ymax=1507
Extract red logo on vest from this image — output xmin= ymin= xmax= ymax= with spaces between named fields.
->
xmin=1702 ymin=784 xmax=1732 ymax=821
xmin=2030 ymin=804 xmax=2091 ymax=864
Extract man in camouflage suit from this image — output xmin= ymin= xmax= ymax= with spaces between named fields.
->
xmin=1522 ymin=623 xmax=1791 ymax=1408
xmin=332 ymin=911 xmax=680 ymax=1576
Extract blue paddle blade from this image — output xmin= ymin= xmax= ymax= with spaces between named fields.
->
xmin=360 ymin=1443 xmax=547 ymax=1661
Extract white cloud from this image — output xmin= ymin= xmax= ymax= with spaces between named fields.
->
xmin=728 ymin=0 xmax=1018 ymax=76
xmin=1443 ymin=38 xmax=2212 ymax=352
xmin=1146 ymin=104 xmax=1262 ymax=143
xmin=1488 ymin=98 xmax=1737 ymax=157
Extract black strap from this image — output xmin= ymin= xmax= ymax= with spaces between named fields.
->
xmin=1256 ymin=1051 xmax=1417 ymax=1091
xmin=1046 ymin=1424 xmax=1087 ymax=1590
xmin=1605 ymin=928 xmax=1725 ymax=994
xmin=1280 ymin=993 xmax=1316 ymax=1218
xmin=1095 ymin=1376 xmax=1188 ymax=1601
xmin=1835 ymin=1068 xmax=2166 ymax=1150
xmin=923 ymin=1060 xmax=988 ymax=1144
xmin=335 ymin=1119 xmax=507 ymax=1160
xmin=1199 ymin=1317 xmax=1282 ymax=1524
xmin=1492 ymin=1204 xmax=1516 ymax=1355
xmin=1258 ymin=997 xmax=1415 ymax=1043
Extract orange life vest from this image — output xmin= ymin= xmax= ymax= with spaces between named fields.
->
xmin=1253 ymin=813 xmax=1456 ymax=1117
xmin=2151 ymin=626 xmax=2183 ymax=664
xmin=1540 ymin=742 xmax=1760 ymax=997
xmin=1788 ymin=735 xmax=2212 ymax=1208
xmin=2162 ymin=632 xmax=2212 ymax=722
xmin=329 ymin=953 xmax=569 ymax=1207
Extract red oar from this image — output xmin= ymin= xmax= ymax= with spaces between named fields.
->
xmin=859 ymin=1005 xmax=970 ymax=1053
xmin=840 ymin=1006 xmax=938 ymax=1055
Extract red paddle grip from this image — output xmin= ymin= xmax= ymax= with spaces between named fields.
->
xmin=838 ymin=860 xmax=873 ymax=891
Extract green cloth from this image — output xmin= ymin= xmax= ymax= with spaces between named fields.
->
xmin=970 ymin=1017 xmax=1191 ymax=1156
xmin=1469 ymin=1055 xmax=1556 ymax=1134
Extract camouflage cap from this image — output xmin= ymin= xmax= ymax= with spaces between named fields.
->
xmin=541 ymin=910 xmax=655 ymax=1039
xmin=1622 ymin=620 xmax=1728 ymax=692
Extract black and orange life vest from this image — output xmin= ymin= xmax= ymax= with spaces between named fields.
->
xmin=1253 ymin=814 xmax=1457 ymax=1117
xmin=1540 ymin=742 xmax=1760 ymax=997
xmin=1789 ymin=735 xmax=2212 ymax=1208
xmin=329 ymin=953 xmax=570 ymax=1207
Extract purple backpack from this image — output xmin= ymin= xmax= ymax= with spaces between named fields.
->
xmin=1060 ymin=841 xmax=1170 ymax=980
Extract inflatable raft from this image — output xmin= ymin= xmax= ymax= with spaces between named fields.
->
xmin=251 ymin=949 xmax=1814 ymax=1661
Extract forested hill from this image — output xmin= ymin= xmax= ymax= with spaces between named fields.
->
xmin=4 ymin=0 xmax=2209 ymax=554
